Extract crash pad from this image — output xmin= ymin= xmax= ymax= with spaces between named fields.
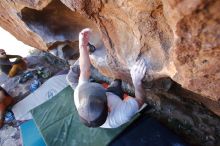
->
xmin=109 ymin=116 xmax=188 ymax=146
xmin=20 ymin=120 xmax=46 ymax=146
xmin=31 ymin=86 xmax=137 ymax=146
xmin=13 ymin=74 xmax=69 ymax=121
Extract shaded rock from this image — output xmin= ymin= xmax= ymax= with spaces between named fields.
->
xmin=20 ymin=0 xmax=103 ymax=48
xmin=48 ymin=40 xmax=80 ymax=60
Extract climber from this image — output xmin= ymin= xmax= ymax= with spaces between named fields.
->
xmin=0 ymin=86 xmax=14 ymax=128
xmin=67 ymin=28 xmax=147 ymax=128
xmin=0 ymin=49 xmax=27 ymax=77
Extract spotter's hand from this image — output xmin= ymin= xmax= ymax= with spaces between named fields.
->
xmin=79 ymin=28 xmax=92 ymax=47
xmin=130 ymin=59 xmax=147 ymax=88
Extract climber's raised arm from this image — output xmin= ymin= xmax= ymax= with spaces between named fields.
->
xmin=78 ymin=28 xmax=92 ymax=82
xmin=130 ymin=59 xmax=146 ymax=107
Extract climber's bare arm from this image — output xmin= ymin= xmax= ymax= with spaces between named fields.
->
xmin=130 ymin=59 xmax=146 ymax=108
xmin=79 ymin=28 xmax=92 ymax=81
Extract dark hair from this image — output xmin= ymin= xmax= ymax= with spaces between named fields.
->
xmin=0 ymin=86 xmax=9 ymax=96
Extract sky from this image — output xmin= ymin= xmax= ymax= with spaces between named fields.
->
xmin=0 ymin=27 xmax=35 ymax=57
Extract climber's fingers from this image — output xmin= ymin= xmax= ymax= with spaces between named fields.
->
xmin=79 ymin=28 xmax=92 ymax=47
xmin=141 ymin=66 xmax=147 ymax=79
xmin=137 ymin=59 xmax=142 ymax=67
xmin=130 ymin=58 xmax=147 ymax=77
xmin=136 ymin=59 xmax=144 ymax=72
xmin=143 ymin=65 xmax=147 ymax=74
xmin=140 ymin=59 xmax=145 ymax=69
xmin=140 ymin=59 xmax=146 ymax=73
xmin=131 ymin=61 xmax=138 ymax=73
xmin=80 ymin=28 xmax=92 ymax=35
xmin=79 ymin=28 xmax=92 ymax=39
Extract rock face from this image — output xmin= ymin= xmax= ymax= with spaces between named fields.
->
xmin=0 ymin=0 xmax=219 ymax=101
xmin=0 ymin=0 xmax=220 ymax=145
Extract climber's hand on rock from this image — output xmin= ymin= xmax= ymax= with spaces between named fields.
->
xmin=79 ymin=28 xmax=92 ymax=48
xmin=130 ymin=59 xmax=147 ymax=88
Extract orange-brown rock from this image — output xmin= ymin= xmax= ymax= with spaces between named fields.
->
xmin=0 ymin=0 xmax=220 ymax=145
xmin=0 ymin=0 xmax=48 ymax=50
xmin=0 ymin=0 xmax=219 ymax=103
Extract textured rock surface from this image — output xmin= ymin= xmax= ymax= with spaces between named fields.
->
xmin=0 ymin=0 xmax=219 ymax=103
xmin=0 ymin=0 xmax=48 ymax=50
xmin=0 ymin=0 xmax=220 ymax=145
xmin=91 ymin=67 xmax=220 ymax=146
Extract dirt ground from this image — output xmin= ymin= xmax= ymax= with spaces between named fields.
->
xmin=0 ymin=125 xmax=21 ymax=146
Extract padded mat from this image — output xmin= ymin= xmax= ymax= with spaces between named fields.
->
xmin=31 ymin=86 xmax=136 ymax=146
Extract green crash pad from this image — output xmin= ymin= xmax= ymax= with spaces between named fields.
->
xmin=31 ymin=86 xmax=138 ymax=146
